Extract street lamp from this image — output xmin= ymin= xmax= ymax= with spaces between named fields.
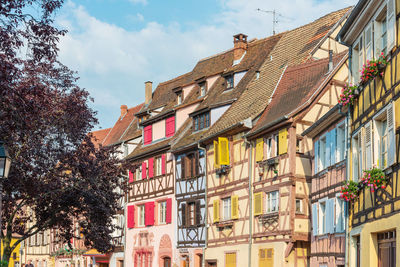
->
xmin=0 ymin=142 xmax=11 ymax=178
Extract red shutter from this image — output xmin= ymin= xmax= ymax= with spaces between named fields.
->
xmin=162 ymin=154 xmax=166 ymax=175
xmin=144 ymin=125 xmax=152 ymax=145
xmin=127 ymin=205 xmax=135 ymax=228
xmin=142 ymin=162 xmax=147 ymax=179
xmin=145 ymin=202 xmax=155 ymax=226
xmin=148 ymin=158 xmax=154 ymax=178
xmin=128 ymin=170 xmax=134 ymax=183
xmin=166 ymin=116 xmax=175 ymax=137
xmin=166 ymin=198 xmax=172 ymax=223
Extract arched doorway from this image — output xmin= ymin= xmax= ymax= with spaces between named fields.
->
xmin=158 ymin=235 xmax=172 ymax=267
xmin=162 ymin=257 xmax=171 ymax=267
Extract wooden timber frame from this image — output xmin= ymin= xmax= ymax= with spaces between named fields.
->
xmin=174 ymin=148 xmax=206 ymax=248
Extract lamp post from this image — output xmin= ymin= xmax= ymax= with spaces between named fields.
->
xmin=0 ymin=142 xmax=11 ymax=257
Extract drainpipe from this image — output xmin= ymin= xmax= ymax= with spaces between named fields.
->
xmin=244 ymin=137 xmax=252 ymax=267
xmin=345 ymin=108 xmax=351 ymax=267
xmin=197 ymin=142 xmax=207 ymax=267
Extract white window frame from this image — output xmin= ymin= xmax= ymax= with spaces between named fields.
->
xmin=222 ymin=197 xmax=231 ymax=221
xmin=318 ymin=198 xmax=327 ymax=235
xmin=266 ymin=137 xmax=272 ymax=159
xmin=352 ymin=129 xmax=362 ymax=182
xmin=319 ymin=135 xmax=327 ymax=171
xmin=335 ymin=193 xmax=346 ymax=233
xmin=200 ymin=82 xmax=207 ymax=97
xmin=265 ymin=190 xmax=279 ymax=213
xmin=337 ymin=122 xmax=346 ymax=163
xmin=159 ymin=201 xmax=167 ymax=224
xmin=273 ymin=134 xmax=279 ymax=157
xmin=155 ymin=156 xmax=162 ymax=176
xmin=138 ymin=205 xmax=145 ymax=227
xmin=295 ymin=199 xmax=303 ymax=214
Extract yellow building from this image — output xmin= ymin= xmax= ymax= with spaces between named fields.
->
xmin=337 ymin=0 xmax=400 ymax=266
xmin=1 ymin=237 xmax=21 ymax=267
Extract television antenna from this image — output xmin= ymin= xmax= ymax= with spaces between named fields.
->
xmin=256 ymin=8 xmax=288 ymax=35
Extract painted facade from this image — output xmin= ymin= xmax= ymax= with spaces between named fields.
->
xmin=337 ymin=0 xmax=400 ymax=266
xmin=2 ymin=237 xmax=21 ymax=267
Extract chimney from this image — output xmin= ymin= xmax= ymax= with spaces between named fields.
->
xmin=328 ymin=50 xmax=333 ymax=72
xmin=233 ymin=33 xmax=248 ymax=62
xmin=145 ymin=81 xmax=153 ymax=105
xmin=120 ymin=105 xmax=128 ymax=117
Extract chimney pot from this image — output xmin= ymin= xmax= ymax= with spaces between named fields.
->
xmin=233 ymin=33 xmax=248 ymax=62
xmin=120 ymin=105 xmax=128 ymax=117
xmin=145 ymin=81 xmax=153 ymax=105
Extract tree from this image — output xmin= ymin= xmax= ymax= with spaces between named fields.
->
xmin=0 ymin=0 xmax=124 ymax=264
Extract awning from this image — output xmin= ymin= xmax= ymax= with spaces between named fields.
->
xmin=83 ymin=249 xmax=108 ymax=257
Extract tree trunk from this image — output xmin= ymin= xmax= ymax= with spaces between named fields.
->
xmin=1 ymin=236 xmax=12 ymax=266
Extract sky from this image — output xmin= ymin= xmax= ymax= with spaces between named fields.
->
xmin=55 ymin=0 xmax=357 ymax=130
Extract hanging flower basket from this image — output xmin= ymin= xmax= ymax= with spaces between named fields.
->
xmin=339 ymin=84 xmax=359 ymax=107
xmin=360 ymin=167 xmax=387 ymax=193
xmin=360 ymin=53 xmax=388 ymax=84
xmin=340 ymin=180 xmax=359 ymax=202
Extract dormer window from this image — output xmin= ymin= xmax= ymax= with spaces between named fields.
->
xmin=173 ymin=87 xmax=183 ymax=105
xmin=177 ymin=92 xmax=183 ymax=105
xmin=226 ymin=75 xmax=234 ymax=90
xmin=193 ymin=112 xmax=210 ymax=131
xmin=199 ymin=82 xmax=207 ymax=97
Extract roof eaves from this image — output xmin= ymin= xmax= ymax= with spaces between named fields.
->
xmin=245 ymin=116 xmax=288 ymax=139
xmin=301 ymin=104 xmax=343 ymax=137
xmin=337 ymin=3 xmax=365 ymax=44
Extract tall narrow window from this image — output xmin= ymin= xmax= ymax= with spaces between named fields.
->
xmin=199 ymin=82 xmax=207 ymax=96
xmin=159 ymin=201 xmax=167 ymax=224
xmin=226 ymin=75 xmax=234 ymax=90
xmin=222 ymin=197 xmax=231 ymax=220
xmin=337 ymin=124 xmax=346 ymax=162
xmin=155 ymin=156 xmax=162 ymax=176
xmin=265 ymin=191 xmax=279 ymax=213
xmin=266 ymin=137 xmax=272 ymax=159
xmin=138 ymin=205 xmax=145 ymax=227
xmin=187 ymin=202 xmax=195 ymax=226
xmin=319 ymin=201 xmax=326 ymax=235
xmin=319 ymin=136 xmax=326 ymax=171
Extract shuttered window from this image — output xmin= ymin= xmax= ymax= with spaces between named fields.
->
xmin=278 ymin=128 xmax=287 ymax=155
xmin=161 ymin=154 xmax=166 ymax=175
xmin=142 ymin=162 xmax=147 ymax=179
xmin=165 ymin=116 xmax=175 ymax=137
xmin=218 ymin=137 xmax=230 ymax=165
xmin=127 ymin=205 xmax=135 ymax=228
xmin=145 ymin=202 xmax=155 ymax=226
xmin=365 ymin=122 xmax=372 ymax=169
xmin=231 ymin=195 xmax=239 ymax=220
xmin=387 ymin=0 xmax=396 ymax=50
xmin=312 ymin=203 xmax=318 ymax=236
xmin=213 ymin=199 xmax=220 ymax=223
xmin=166 ymin=198 xmax=172 ymax=223
xmin=144 ymin=125 xmax=152 ymax=145
xmin=214 ymin=140 xmax=220 ymax=167
xmin=259 ymin=248 xmax=273 ymax=267
xmin=314 ymin=140 xmax=319 ymax=174
xmin=225 ymin=253 xmax=236 ymax=267
xmin=254 ymin=192 xmax=263 ymax=216
xmin=148 ymin=157 xmax=154 ymax=178
xmin=128 ymin=170 xmax=134 ymax=183
xmin=256 ymin=138 xmax=264 ymax=162
xmin=335 ymin=197 xmax=346 ymax=233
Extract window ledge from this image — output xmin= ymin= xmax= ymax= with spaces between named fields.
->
xmin=216 ymin=165 xmax=231 ymax=175
xmin=215 ymin=220 xmax=234 ymax=228
xmin=258 ymin=212 xmax=279 ymax=222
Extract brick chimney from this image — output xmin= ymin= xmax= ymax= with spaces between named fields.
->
xmin=233 ymin=33 xmax=248 ymax=62
xmin=145 ymin=81 xmax=153 ymax=105
xmin=120 ymin=105 xmax=128 ymax=117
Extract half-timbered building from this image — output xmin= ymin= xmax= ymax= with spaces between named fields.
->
xmin=246 ymin=52 xmax=348 ymax=267
xmin=337 ymin=0 xmax=400 ymax=266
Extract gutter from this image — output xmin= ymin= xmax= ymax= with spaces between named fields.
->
xmin=199 ymin=122 xmax=243 ymax=145
xmin=245 ymin=116 xmax=288 ymax=139
xmin=345 ymin=108 xmax=351 ymax=267
xmin=197 ymin=142 xmax=208 ymax=267
xmin=244 ymin=136 xmax=253 ymax=267
xmin=336 ymin=2 xmax=366 ymax=44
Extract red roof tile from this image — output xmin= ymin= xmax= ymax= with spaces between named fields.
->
xmin=90 ymin=128 xmax=111 ymax=148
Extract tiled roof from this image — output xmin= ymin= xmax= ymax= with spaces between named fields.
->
xmin=248 ymin=52 xmax=348 ymax=136
xmin=200 ymin=7 xmax=351 ymax=141
xmin=90 ymin=128 xmax=111 ymax=148
xmin=102 ymin=103 xmax=144 ymax=146
xmin=172 ymin=33 xmax=284 ymax=150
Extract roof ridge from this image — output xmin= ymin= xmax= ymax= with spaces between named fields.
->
xmin=197 ymin=49 xmax=233 ymax=63
xmin=286 ymin=52 xmax=347 ymax=72
xmin=158 ymin=71 xmax=193 ymax=86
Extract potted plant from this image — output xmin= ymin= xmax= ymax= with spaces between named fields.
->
xmin=360 ymin=53 xmax=388 ymax=84
xmin=360 ymin=167 xmax=387 ymax=193
xmin=340 ymin=180 xmax=359 ymax=202
xmin=339 ymin=84 xmax=358 ymax=107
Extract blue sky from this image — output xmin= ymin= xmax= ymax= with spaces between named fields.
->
xmin=56 ymin=0 xmax=357 ymax=129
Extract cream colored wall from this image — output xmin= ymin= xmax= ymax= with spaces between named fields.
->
xmin=311 ymin=22 xmax=348 ymax=60
xmin=205 ymin=244 xmax=248 ymax=266
xmin=175 ymin=102 xmax=199 ymax=130
xmin=152 ymin=119 xmax=165 ymax=141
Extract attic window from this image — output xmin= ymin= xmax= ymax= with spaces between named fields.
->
xmin=193 ymin=112 xmax=210 ymax=131
xmin=177 ymin=92 xmax=183 ymax=105
xmin=226 ymin=75 xmax=234 ymax=90
xmin=199 ymin=81 xmax=207 ymax=97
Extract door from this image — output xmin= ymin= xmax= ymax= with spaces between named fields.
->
xmin=378 ymin=231 xmax=396 ymax=267
xmin=163 ymin=257 xmax=171 ymax=267
xmin=225 ymin=253 xmax=236 ymax=267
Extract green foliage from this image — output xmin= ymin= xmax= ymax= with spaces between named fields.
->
xmin=361 ymin=167 xmax=387 ymax=192
xmin=340 ymin=180 xmax=360 ymax=202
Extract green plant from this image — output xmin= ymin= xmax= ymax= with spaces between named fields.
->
xmin=361 ymin=167 xmax=387 ymax=193
xmin=0 ymin=260 xmax=9 ymax=267
xmin=360 ymin=53 xmax=388 ymax=84
xmin=340 ymin=180 xmax=360 ymax=202
xmin=339 ymin=84 xmax=358 ymax=107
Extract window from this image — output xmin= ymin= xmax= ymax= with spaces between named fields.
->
xmin=319 ymin=136 xmax=326 ymax=171
xmin=226 ymin=75 xmax=234 ymax=89
xmin=222 ymin=197 xmax=231 ymax=220
xmin=177 ymin=92 xmax=183 ymax=105
xmin=155 ymin=156 xmax=162 ymax=176
xmin=374 ymin=104 xmax=396 ymax=168
xmin=355 ymin=236 xmax=361 ymax=267
xmin=144 ymin=125 xmax=152 ymax=145
xmin=193 ymin=112 xmax=210 ymax=131
xmin=352 ymin=39 xmax=362 ymax=83
xmin=378 ymin=231 xmax=396 ymax=267
xmin=295 ymin=199 xmax=303 ymax=213
xmin=375 ymin=7 xmax=388 ymax=56
xmin=135 ymin=167 xmax=142 ymax=181
xmin=225 ymin=253 xmax=236 ymax=267
xmin=319 ymin=201 xmax=326 ymax=235
xmin=199 ymin=82 xmax=207 ymax=96
xmin=274 ymin=135 xmax=279 ymax=157
xmin=138 ymin=205 xmax=145 ymax=227
xmin=183 ymin=201 xmax=200 ymax=226
xmin=159 ymin=201 xmax=167 ymax=224
xmin=266 ymin=137 xmax=272 ymax=159
xmin=335 ymin=197 xmax=346 ymax=233
xmin=181 ymin=152 xmax=198 ymax=179
xmin=187 ymin=202 xmax=196 ymax=226
xmin=214 ymin=137 xmax=230 ymax=167
xmin=337 ymin=123 xmax=346 ymax=162
xmin=352 ymin=131 xmax=362 ymax=181
xmin=265 ymin=191 xmax=279 ymax=213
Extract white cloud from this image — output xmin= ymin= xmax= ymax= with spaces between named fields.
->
xmin=56 ymin=0 xmax=357 ymax=128
xmin=128 ymin=0 xmax=147 ymax=5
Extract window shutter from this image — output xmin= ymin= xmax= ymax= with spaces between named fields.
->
xmin=365 ymin=122 xmax=372 ymax=169
xmin=254 ymin=192 xmax=263 ymax=216
xmin=326 ymin=132 xmax=331 ymax=168
xmin=166 ymin=198 xmax=172 ymax=223
xmin=127 ymin=205 xmax=135 ymax=228
xmin=259 ymin=249 xmax=267 ymax=266
xmin=195 ymin=200 xmax=201 ymax=225
xmin=387 ymin=0 xmax=396 ymax=50
xmin=266 ymin=248 xmax=274 ymax=267
xmin=181 ymin=203 xmax=187 ymax=227
xmin=142 ymin=162 xmax=147 ymax=179
xmin=128 ymin=170 xmax=134 ymax=183
xmin=166 ymin=116 xmax=175 ymax=137
xmin=327 ymin=199 xmax=335 ymax=234
xmin=214 ymin=140 xmax=220 ymax=167
xmin=278 ymin=128 xmax=288 ymax=155
xmin=218 ymin=137 xmax=230 ymax=165
xmin=161 ymin=154 xmax=166 ymax=175
xmin=336 ymin=198 xmax=344 ymax=233
xmin=256 ymin=138 xmax=264 ymax=162
xmin=195 ymin=151 xmax=199 ymax=176
xmin=145 ymin=202 xmax=154 ymax=226
xmin=231 ymin=195 xmax=239 ymax=219
xmin=148 ymin=158 xmax=154 ymax=178
xmin=213 ymin=199 xmax=220 ymax=223
xmin=312 ymin=203 xmax=318 ymax=236
xmin=144 ymin=125 xmax=152 ymax=145
xmin=314 ymin=141 xmax=319 ymax=174
xmin=387 ymin=104 xmax=396 ymax=166
xmin=225 ymin=253 xmax=236 ymax=267
xmin=331 ymin=128 xmax=337 ymax=165
xmin=181 ymin=155 xmax=186 ymax=179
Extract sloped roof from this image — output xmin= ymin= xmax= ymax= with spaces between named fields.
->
xmin=248 ymin=52 xmax=347 ymax=137
xmin=102 ymin=103 xmax=144 ymax=146
xmin=90 ymin=128 xmax=111 ymax=148
xmin=200 ymin=7 xmax=351 ymax=141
